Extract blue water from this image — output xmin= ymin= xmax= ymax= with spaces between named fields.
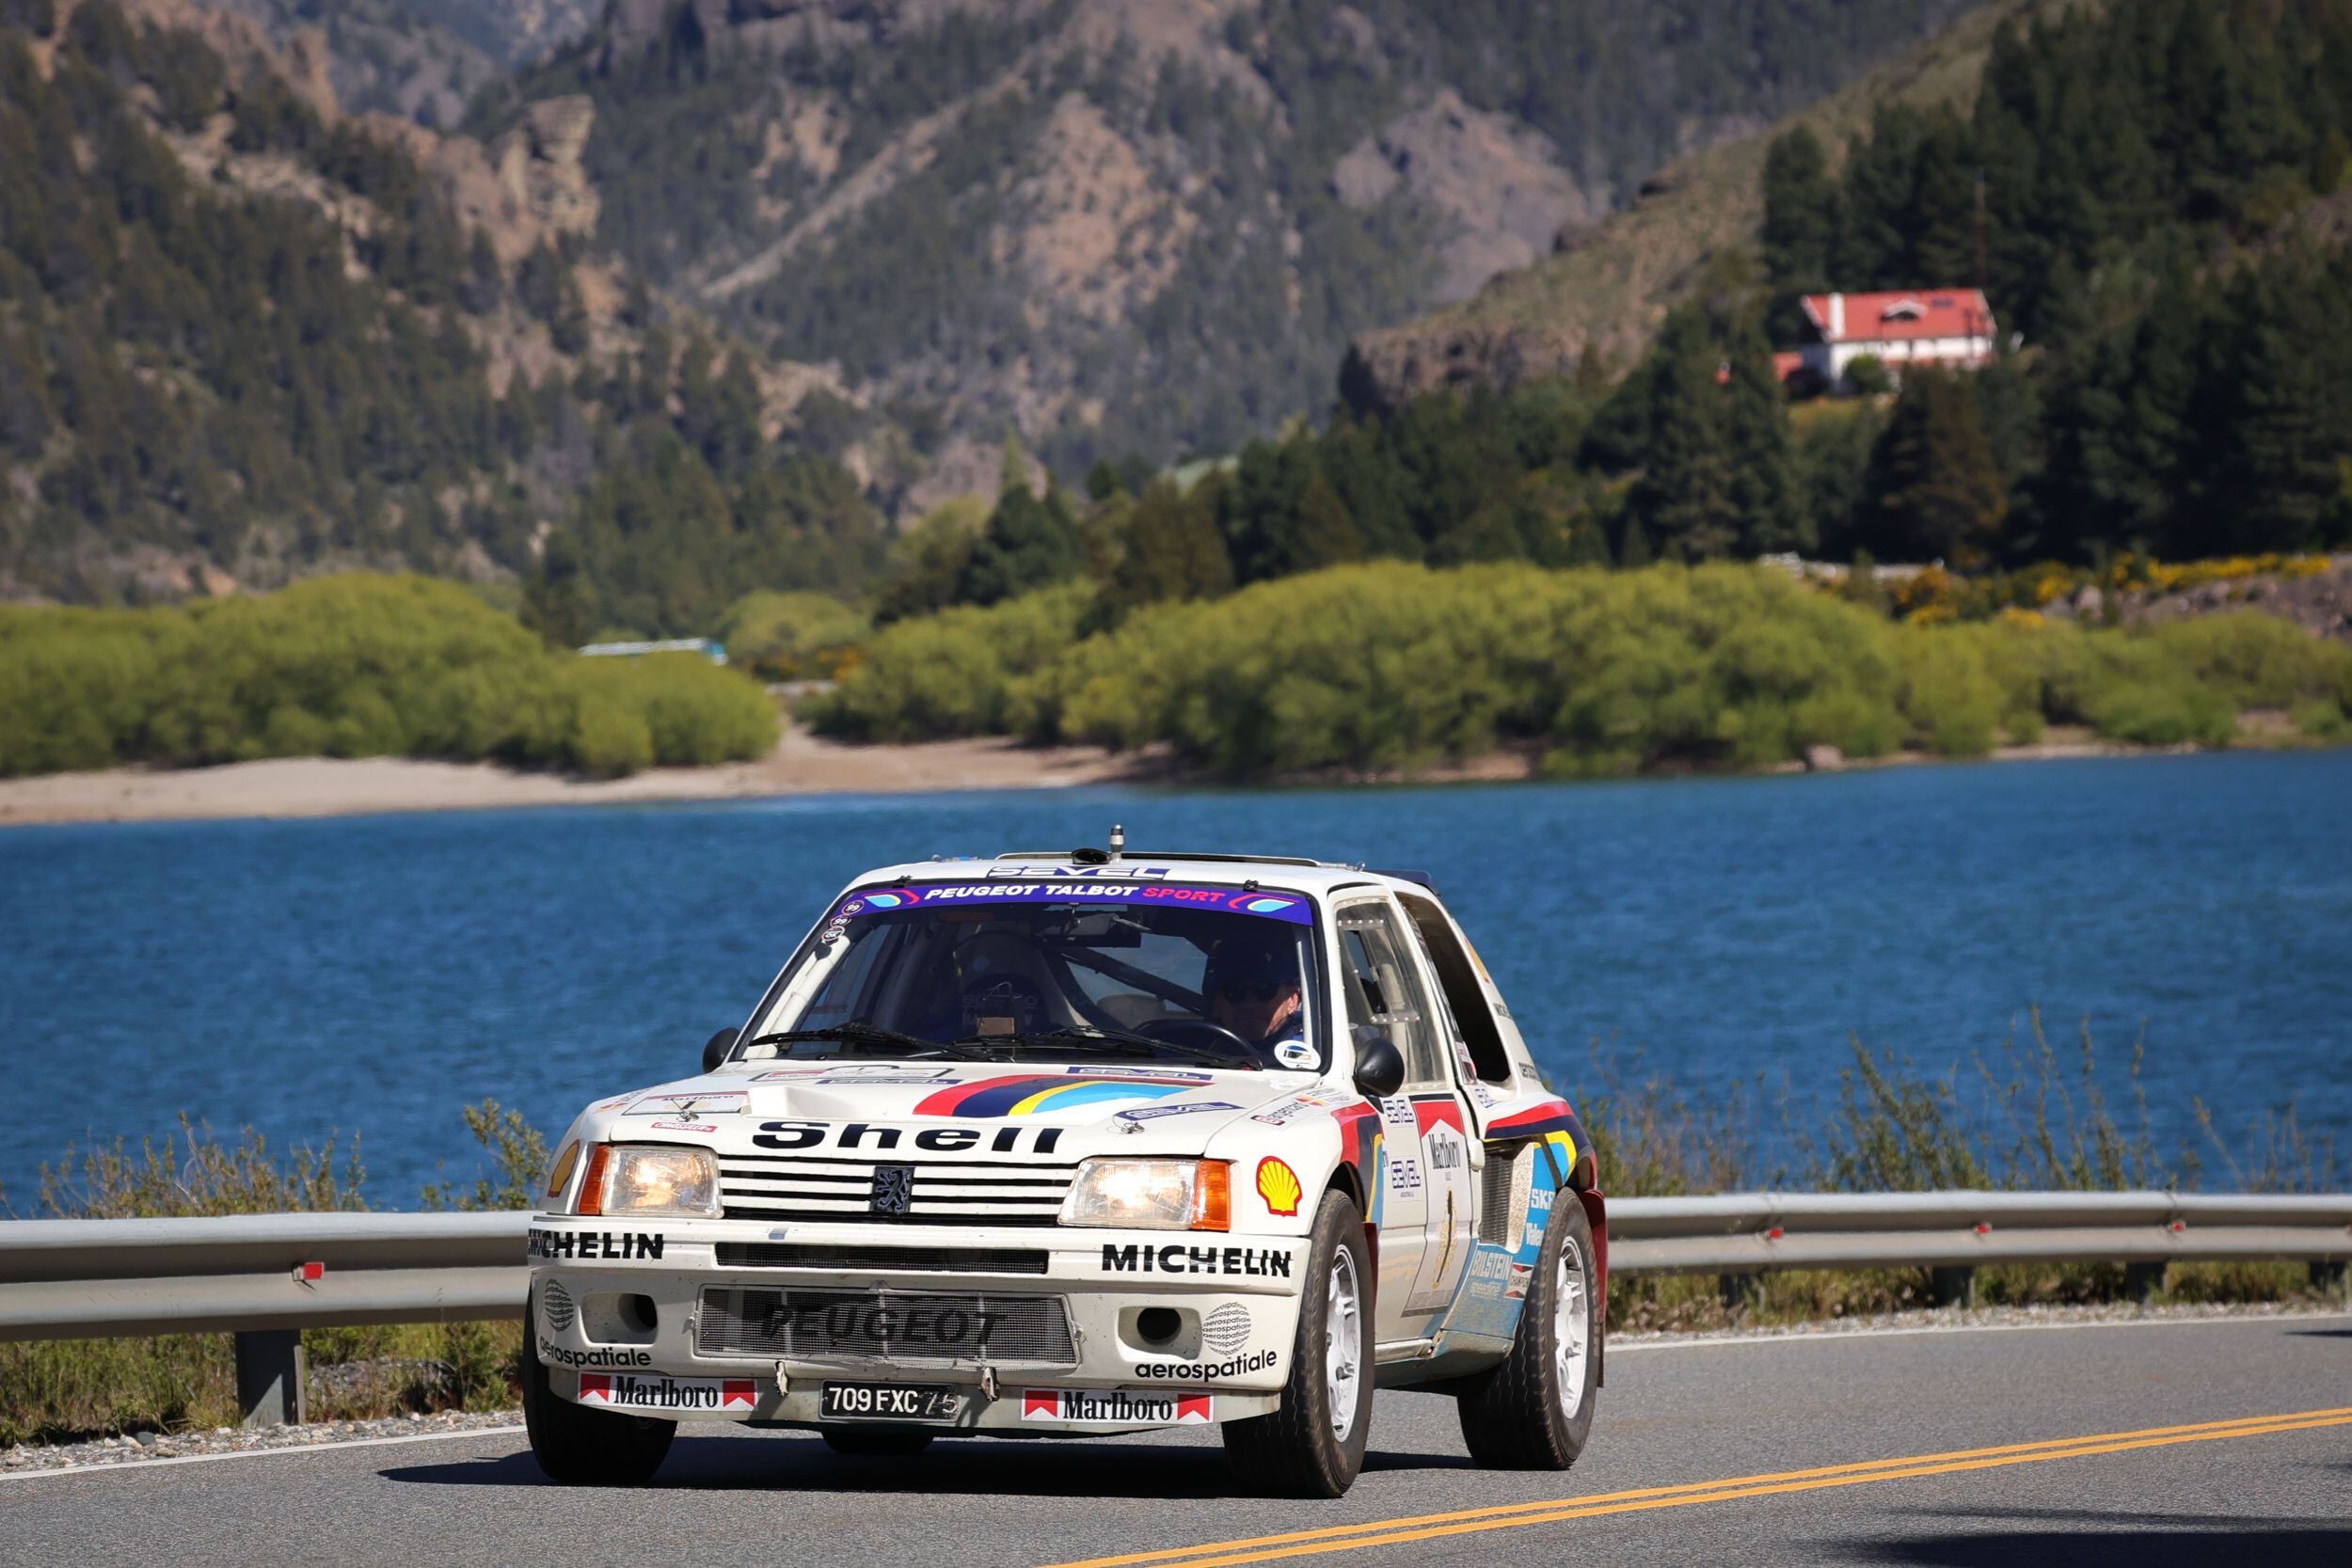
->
xmin=4 ymin=751 xmax=2347 ymax=1210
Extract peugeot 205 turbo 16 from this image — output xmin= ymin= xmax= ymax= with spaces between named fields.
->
xmin=524 ymin=834 xmax=1605 ymax=1497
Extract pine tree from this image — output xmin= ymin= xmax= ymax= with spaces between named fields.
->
xmin=1761 ymin=127 xmax=1837 ymax=295
xmin=1629 ymin=309 xmax=1740 ymax=560
xmin=1720 ymin=317 xmax=1806 ymax=554
xmin=1860 ymin=370 xmax=2007 ymax=566
xmin=1103 ymin=478 xmax=1232 ymax=613
xmin=959 ymin=467 xmax=1088 ymax=606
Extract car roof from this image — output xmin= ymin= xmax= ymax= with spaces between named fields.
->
xmin=845 ymin=852 xmax=1441 ymax=901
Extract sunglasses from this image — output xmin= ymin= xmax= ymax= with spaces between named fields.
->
xmin=1218 ymin=978 xmax=1292 ymax=1003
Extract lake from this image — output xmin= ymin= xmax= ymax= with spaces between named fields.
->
xmin=4 ymin=750 xmax=2346 ymax=1210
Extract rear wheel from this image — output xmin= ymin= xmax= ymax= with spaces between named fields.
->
xmin=820 ymin=1428 xmax=934 ymax=1456
xmin=1454 ymin=1190 xmax=1598 ymax=1468
xmin=521 ymin=1291 xmax=676 ymax=1486
xmin=1222 ymin=1191 xmax=1372 ymax=1497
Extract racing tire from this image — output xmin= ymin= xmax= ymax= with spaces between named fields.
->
xmin=820 ymin=1428 xmax=935 ymax=1456
xmin=520 ymin=1291 xmax=676 ymax=1486
xmin=1454 ymin=1187 xmax=1599 ymax=1469
xmin=1221 ymin=1190 xmax=1373 ymax=1497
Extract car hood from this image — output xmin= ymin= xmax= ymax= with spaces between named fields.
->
xmin=576 ymin=1062 xmax=1317 ymax=1158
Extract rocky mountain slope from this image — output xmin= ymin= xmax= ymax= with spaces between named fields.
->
xmin=478 ymin=0 xmax=1975 ymax=472
xmin=185 ymin=0 xmax=598 ymax=127
xmin=1342 ymin=0 xmax=2068 ymax=412
xmin=0 ymin=0 xmax=889 ymax=605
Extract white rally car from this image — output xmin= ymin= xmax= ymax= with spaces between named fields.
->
xmin=524 ymin=840 xmax=1605 ymax=1497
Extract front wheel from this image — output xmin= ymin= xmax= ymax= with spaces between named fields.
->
xmin=1222 ymin=1190 xmax=1373 ymax=1497
xmin=521 ymin=1291 xmax=676 ymax=1486
xmin=1454 ymin=1188 xmax=1599 ymax=1468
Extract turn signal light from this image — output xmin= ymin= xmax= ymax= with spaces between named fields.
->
xmin=1195 ymin=1160 xmax=1231 ymax=1232
xmin=574 ymin=1146 xmax=612 ymax=1216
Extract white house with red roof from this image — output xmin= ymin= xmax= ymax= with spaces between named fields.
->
xmin=1791 ymin=289 xmax=1998 ymax=390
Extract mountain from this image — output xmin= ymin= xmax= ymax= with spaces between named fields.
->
xmin=0 ymin=0 xmax=890 ymax=612
xmin=183 ymin=0 xmax=600 ymax=128
xmin=1342 ymin=0 xmax=2069 ymax=411
xmin=471 ymin=0 xmax=1977 ymax=473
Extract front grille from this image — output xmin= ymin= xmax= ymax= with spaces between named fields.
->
xmin=696 ymin=1285 xmax=1075 ymax=1365
xmin=719 ymin=1155 xmax=1077 ymax=1227
xmin=715 ymin=1243 xmax=1048 ymax=1275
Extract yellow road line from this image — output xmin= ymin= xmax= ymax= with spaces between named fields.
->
xmin=1042 ymin=1405 xmax=2352 ymax=1568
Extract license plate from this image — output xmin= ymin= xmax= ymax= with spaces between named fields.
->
xmin=819 ymin=1381 xmax=961 ymax=1423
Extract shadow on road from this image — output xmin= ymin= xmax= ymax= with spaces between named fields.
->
xmin=382 ymin=1434 xmax=1466 ymax=1497
xmin=1831 ymin=1506 xmax=2352 ymax=1567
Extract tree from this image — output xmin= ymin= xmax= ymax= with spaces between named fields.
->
xmin=1102 ymin=478 xmax=1232 ymax=615
xmin=1719 ymin=317 xmax=1806 ymax=554
xmin=1761 ymin=127 xmax=1837 ymax=295
xmin=959 ymin=462 xmax=1088 ymax=607
xmin=1859 ymin=370 xmax=2007 ymax=566
xmin=1628 ymin=309 xmax=1740 ymax=560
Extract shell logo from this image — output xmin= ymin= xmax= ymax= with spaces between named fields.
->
xmin=1255 ymin=1156 xmax=1302 ymax=1218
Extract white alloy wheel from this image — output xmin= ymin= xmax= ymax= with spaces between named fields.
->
xmin=1324 ymin=1247 xmax=1363 ymax=1438
xmin=1553 ymin=1233 xmax=1590 ymax=1419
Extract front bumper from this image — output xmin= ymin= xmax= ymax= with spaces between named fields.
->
xmin=527 ymin=1215 xmax=1302 ymax=1433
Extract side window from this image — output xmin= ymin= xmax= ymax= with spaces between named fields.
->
xmin=1336 ymin=904 xmax=1443 ymax=1086
xmin=1398 ymin=894 xmax=1512 ymax=1084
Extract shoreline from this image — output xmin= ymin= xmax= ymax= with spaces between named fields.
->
xmin=0 ymin=723 xmax=1158 ymax=829
xmin=0 ymin=721 xmax=2297 ymax=831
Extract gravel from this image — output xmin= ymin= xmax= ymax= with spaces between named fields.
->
xmin=1613 ymin=1295 xmax=2350 ymax=1349
xmin=7 ymin=1298 xmax=2344 ymax=1476
xmin=2 ymin=1408 xmax=522 ymax=1476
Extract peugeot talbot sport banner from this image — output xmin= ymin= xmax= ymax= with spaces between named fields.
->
xmin=827 ymin=881 xmax=1315 ymax=926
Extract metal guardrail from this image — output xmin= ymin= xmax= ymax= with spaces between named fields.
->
xmin=3 ymin=1193 xmax=2347 ymax=1425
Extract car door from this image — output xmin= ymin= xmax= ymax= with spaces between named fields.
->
xmin=1334 ymin=898 xmax=1474 ymax=1329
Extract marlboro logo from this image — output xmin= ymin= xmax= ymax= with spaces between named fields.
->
xmin=578 ymin=1373 xmax=756 ymax=1412
xmin=1020 ymin=1388 xmax=1213 ymax=1425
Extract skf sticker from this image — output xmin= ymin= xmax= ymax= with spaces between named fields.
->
xmin=1256 ymin=1156 xmax=1302 ymax=1217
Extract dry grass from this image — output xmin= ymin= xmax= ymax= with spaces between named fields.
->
xmin=0 ymin=1106 xmax=546 ymax=1448
xmin=1578 ymin=1011 xmax=2342 ymax=1331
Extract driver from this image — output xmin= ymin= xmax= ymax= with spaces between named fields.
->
xmin=1204 ymin=936 xmax=1307 ymax=1060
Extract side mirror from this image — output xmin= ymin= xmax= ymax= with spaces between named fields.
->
xmin=702 ymin=1026 xmax=739 ymax=1074
xmin=1351 ymin=1034 xmax=1405 ymax=1100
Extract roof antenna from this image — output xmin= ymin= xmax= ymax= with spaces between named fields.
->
xmin=1107 ymin=823 xmax=1126 ymax=857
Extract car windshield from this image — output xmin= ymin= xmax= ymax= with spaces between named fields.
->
xmin=735 ymin=879 xmax=1327 ymax=1071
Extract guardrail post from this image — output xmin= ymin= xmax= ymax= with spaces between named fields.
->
xmin=1718 ymin=1273 xmax=1761 ymax=1314
xmin=1928 ymin=1265 xmax=1977 ymax=1309
xmin=2122 ymin=1261 xmax=2165 ymax=1305
xmin=2313 ymin=1260 xmax=2349 ymax=1304
xmin=235 ymin=1329 xmax=307 ymax=1427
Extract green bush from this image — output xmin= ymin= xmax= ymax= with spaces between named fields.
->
xmin=807 ymin=562 xmax=2349 ymax=778
xmin=0 ymin=575 xmax=778 ymax=779
xmin=804 ymin=583 xmax=1089 ymax=742
xmin=714 ymin=590 xmax=871 ymax=680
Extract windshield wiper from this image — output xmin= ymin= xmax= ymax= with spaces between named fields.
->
xmin=976 ymin=1025 xmax=1263 ymax=1070
xmin=739 ymin=1024 xmax=998 ymax=1060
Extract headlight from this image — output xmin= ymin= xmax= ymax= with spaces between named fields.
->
xmin=577 ymin=1144 xmax=721 ymax=1218
xmin=1057 ymin=1159 xmax=1229 ymax=1231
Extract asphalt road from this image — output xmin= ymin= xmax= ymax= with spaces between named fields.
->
xmin=7 ymin=1314 xmax=2349 ymax=1568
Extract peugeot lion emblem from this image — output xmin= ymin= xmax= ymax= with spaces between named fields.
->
xmin=870 ymin=1164 xmax=914 ymax=1217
